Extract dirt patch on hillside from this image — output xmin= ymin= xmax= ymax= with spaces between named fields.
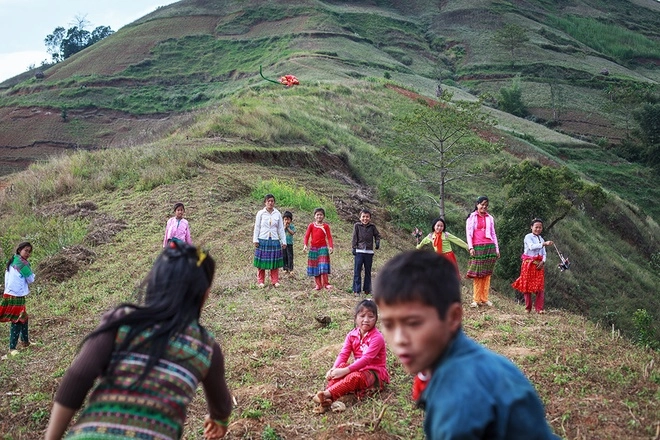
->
xmin=35 ymin=201 xmax=127 ymax=282
xmin=0 ymin=106 xmax=188 ymax=176
xmin=386 ymin=84 xmax=437 ymax=107
xmin=528 ymin=107 xmax=624 ymax=143
xmin=37 ymin=245 xmax=97 ymax=283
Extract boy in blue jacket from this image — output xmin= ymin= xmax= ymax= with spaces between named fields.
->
xmin=373 ymin=250 xmax=560 ymax=440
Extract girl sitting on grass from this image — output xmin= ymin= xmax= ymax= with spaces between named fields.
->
xmin=45 ymin=242 xmax=232 ymax=440
xmin=313 ymin=300 xmax=389 ymax=412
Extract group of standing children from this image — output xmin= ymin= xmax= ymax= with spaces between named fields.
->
xmin=413 ymin=195 xmax=553 ymax=315
xmin=1 ymin=194 xmax=560 ymax=439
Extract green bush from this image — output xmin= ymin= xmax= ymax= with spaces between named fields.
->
xmin=251 ymin=179 xmax=338 ymax=221
xmin=632 ymin=309 xmax=659 ymax=350
xmin=498 ymin=76 xmax=528 ymax=117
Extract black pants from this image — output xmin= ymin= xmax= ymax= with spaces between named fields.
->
xmin=353 ymin=253 xmax=374 ymax=293
xmin=283 ymin=244 xmax=294 ymax=271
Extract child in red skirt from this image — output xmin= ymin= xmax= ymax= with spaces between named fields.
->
xmin=512 ymin=218 xmax=554 ymax=314
xmin=0 ymin=242 xmax=35 ymax=358
xmin=303 ymin=208 xmax=334 ymax=290
xmin=313 ymin=300 xmax=389 ymax=412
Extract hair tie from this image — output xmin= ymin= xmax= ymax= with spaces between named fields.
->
xmin=196 ymin=248 xmax=207 ymax=267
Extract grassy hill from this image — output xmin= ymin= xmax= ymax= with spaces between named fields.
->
xmin=0 ymin=1 xmax=658 ymax=437
xmin=0 ymin=144 xmax=658 ymax=439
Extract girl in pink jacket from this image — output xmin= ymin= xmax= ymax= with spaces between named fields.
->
xmin=313 ymin=300 xmax=389 ymax=412
xmin=465 ymin=196 xmax=499 ymax=308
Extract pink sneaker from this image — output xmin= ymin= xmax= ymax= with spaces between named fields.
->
xmin=325 ymin=284 xmax=333 ymax=290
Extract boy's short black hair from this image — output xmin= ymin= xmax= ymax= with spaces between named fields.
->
xmin=283 ymin=211 xmax=293 ymax=220
xmin=360 ymin=208 xmax=372 ymax=216
xmin=373 ymin=250 xmax=460 ymax=319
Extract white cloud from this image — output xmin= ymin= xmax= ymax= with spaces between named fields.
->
xmin=0 ymin=51 xmax=50 ymax=82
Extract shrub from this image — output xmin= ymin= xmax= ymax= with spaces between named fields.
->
xmin=251 ymin=179 xmax=338 ymax=221
xmin=632 ymin=309 xmax=659 ymax=350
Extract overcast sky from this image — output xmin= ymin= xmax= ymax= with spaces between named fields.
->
xmin=0 ymin=0 xmax=179 ymax=82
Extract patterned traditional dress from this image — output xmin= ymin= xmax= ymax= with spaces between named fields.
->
xmin=65 ymin=322 xmax=218 ymax=439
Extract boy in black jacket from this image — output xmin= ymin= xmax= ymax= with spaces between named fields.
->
xmin=351 ymin=209 xmax=381 ymax=295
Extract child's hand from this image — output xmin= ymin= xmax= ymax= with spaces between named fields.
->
xmin=203 ymin=416 xmax=227 ymax=439
xmin=329 ymin=247 xmax=333 ymax=254
xmin=327 ymin=367 xmax=350 ymax=379
xmin=303 ymin=245 xmax=308 ymax=251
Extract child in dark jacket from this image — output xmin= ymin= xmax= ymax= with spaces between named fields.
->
xmin=351 ymin=209 xmax=381 ymax=295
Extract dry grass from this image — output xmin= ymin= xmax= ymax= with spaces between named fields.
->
xmin=0 ymin=158 xmax=658 ymax=440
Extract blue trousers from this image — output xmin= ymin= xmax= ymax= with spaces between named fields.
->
xmin=353 ymin=253 xmax=374 ymax=294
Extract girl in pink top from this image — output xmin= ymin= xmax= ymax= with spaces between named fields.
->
xmin=465 ymin=196 xmax=499 ymax=308
xmin=313 ymin=300 xmax=389 ymax=412
xmin=163 ymin=202 xmax=192 ymax=247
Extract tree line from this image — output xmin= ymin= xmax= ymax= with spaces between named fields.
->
xmin=44 ymin=16 xmax=114 ymax=63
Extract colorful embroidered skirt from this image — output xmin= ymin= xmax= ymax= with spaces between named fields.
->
xmin=512 ymin=259 xmax=545 ymax=293
xmin=0 ymin=294 xmax=28 ymax=323
xmin=254 ymin=238 xmax=284 ymax=270
xmin=307 ymin=246 xmax=331 ymax=276
xmin=466 ymin=243 xmax=497 ymax=278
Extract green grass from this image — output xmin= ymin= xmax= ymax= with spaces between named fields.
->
xmin=0 ymin=147 xmax=657 ymax=439
xmin=546 ymin=14 xmax=660 ymax=64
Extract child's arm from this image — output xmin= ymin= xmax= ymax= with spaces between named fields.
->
xmin=303 ymin=223 xmax=312 ymax=250
xmin=46 ymin=325 xmax=116 ymax=439
xmin=45 ymin=403 xmax=77 ymax=440
xmin=185 ymin=220 xmax=192 ymax=245
xmin=277 ymin=214 xmax=287 ymax=247
xmin=446 ymin=232 xmax=469 ymax=251
xmin=202 ymin=341 xmax=232 ymax=438
xmin=163 ymin=218 xmax=172 ymax=248
xmin=325 ymin=224 xmax=334 ymax=253
xmin=252 ymin=211 xmax=262 ymax=246
xmin=373 ymin=225 xmax=381 ymax=250
xmin=203 ymin=416 xmax=227 ymax=439
xmin=416 ymin=234 xmax=433 ymax=250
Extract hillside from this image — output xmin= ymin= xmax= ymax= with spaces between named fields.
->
xmin=0 ymin=1 xmax=658 ymax=436
xmin=0 ymin=145 xmax=658 ymax=439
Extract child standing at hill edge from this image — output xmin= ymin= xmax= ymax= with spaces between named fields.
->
xmin=374 ymin=251 xmax=560 ymax=439
xmin=0 ymin=242 xmax=35 ymax=358
xmin=282 ymin=211 xmax=296 ymax=274
xmin=45 ymin=242 xmax=232 ymax=440
xmin=313 ymin=299 xmax=389 ymax=412
xmin=512 ymin=218 xmax=554 ymax=314
xmin=163 ymin=202 xmax=192 ymax=248
xmin=465 ymin=196 xmax=499 ymax=308
xmin=417 ymin=217 xmax=468 ymax=277
xmin=303 ymin=207 xmax=334 ymax=290
xmin=351 ymin=209 xmax=381 ymax=296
